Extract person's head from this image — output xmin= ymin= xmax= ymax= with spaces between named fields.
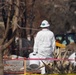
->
xmin=40 ymin=20 xmax=50 ymax=28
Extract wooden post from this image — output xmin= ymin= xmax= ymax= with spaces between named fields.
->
xmin=24 ymin=59 xmax=26 ymax=75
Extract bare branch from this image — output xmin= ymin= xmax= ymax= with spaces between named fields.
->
xmin=0 ymin=5 xmax=6 ymax=10
xmin=1 ymin=0 xmax=12 ymax=45
xmin=2 ymin=36 xmax=14 ymax=51
xmin=12 ymin=0 xmax=19 ymax=32
xmin=2 ymin=0 xmax=20 ymax=51
xmin=17 ymin=23 xmax=39 ymax=31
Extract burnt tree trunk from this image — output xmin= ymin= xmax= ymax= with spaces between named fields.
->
xmin=0 ymin=0 xmax=19 ymax=75
xmin=0 ymin=50 xmax=4 ymax=75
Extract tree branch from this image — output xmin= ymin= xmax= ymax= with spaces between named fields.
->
xmin=1 ymin=0 xmax=12 ymax=45
xmin=1 ymin=0 xmax=20 ymax=51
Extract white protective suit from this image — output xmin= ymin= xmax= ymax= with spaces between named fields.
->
xmin=33 ymin=28 xmax=56 ymax=74
xmin=69 ymin=52 xmax=76 ymax=66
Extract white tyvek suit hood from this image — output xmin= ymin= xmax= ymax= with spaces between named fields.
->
xmin=33 ymin=28 xmax=56 ymax=58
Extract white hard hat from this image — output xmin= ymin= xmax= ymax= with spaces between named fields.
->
xmin=40 ymin=20 xmax=50 ymax=27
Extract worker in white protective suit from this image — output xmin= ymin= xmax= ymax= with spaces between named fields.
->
xmin=33 ymin=20 xmax=56 ymax=74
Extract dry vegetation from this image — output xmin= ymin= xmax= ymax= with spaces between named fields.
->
xmin=38 ymin=43 xmax=76 ymax=74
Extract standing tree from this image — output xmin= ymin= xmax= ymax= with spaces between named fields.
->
xmin=0 ymin=0 xmax=20 ymax=75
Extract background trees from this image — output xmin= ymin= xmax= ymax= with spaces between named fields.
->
xmin=0 ymin=0 xmax=76 ymax=75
